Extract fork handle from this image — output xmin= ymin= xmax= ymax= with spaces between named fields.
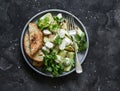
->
xmin=72 ymin=36 xmax=83 ymax=73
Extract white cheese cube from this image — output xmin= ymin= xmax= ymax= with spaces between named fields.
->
xmin=55 ymin=55 xmax=62 ymax=63
xmin=63 ymin=37 xmax=72 ymax=46
xmin=42 ymin=46 xmax=50 ymax=53
xmin=57 ymin=13 xmax=62 ymax=19
xmin=43 ymin=29 xmax=51 ymax=35
xmin=45 ymin=42 xmax=54 ymax=49
xmin=59 ymin=42 xmax=65 ymax=50
xmin=58 ymin=29 xmax=66 ymax=38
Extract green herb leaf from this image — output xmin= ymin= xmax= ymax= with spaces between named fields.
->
xmin=43 ymin=52 xmax=64 ymax=76
xmin=49 ymin=22 xmax=59 ymax=32
xmin=54 ymin=16 xmax=64 ymax=23
xmin=75 ymin=34 xmax=87 ymax=52
xmin=37 ymin=17 xmax=50 ymax=30
xmin=53 ymin=35 xmax=62 ymax=45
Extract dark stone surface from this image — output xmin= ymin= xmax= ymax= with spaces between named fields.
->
xmin=0 ymin=0 xmax=120 ymax=91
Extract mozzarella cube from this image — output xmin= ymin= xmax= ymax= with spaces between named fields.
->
xmin=42 ymin=46 xmax=50 ymax=53
xmin=45 ymin=42 xmax=54 ymax=49
xmin=43 ymin=29 xmax=51 ymax=35
xmin=63 ymin=37 xmax=72 ymax=46
xmin=58 ymin=29 xmax=66 ymax=38
xmin=55 ymin=55 xmax=62 ymax=63
xmin=57 ymin=13 xmax=62 ymax=19
xmin=59 ymin=42 xmax=65 ymax=50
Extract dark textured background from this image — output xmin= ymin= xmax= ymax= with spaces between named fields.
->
xmin=0 ymin=0 xmax=120 ymax=91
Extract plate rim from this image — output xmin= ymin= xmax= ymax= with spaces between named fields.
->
xmin=20 ymin=9 xmax=89 ymax=77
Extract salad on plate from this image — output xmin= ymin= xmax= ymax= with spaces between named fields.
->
xmin=24 ymin=13 xmax=87 ymax=76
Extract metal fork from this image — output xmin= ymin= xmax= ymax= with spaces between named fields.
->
xmin=67 ymin=16 xmax=83 ymax=73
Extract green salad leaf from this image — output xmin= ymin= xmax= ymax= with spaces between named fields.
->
xmin=43 ymin=52 xmax=64 ymax=76
xmin=53 ymin=35 xmax=62 ymax=45
xmin=75 ymin=34 xmax=87 ymax=52
xmin=54 ymin=16 xmax=64 ymax=23
xmin=49 ymin=22 xmax=59 ymax=32
xmin=37 ymin=17 xmax=50 ymax=30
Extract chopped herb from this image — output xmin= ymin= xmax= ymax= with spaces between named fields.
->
xmin=49 ymin=22 xmax=59 ymax=32
xmin=54 ymin=16 xmax=64 ymax=23
xmin=43 ymin=52 xmax=64 ymax=76
xmin=75 ymin=34 xmax=87 ymax=52
xmin=37 ymin=17 xmax=50 ymax=30
xmin=53 ymin=35 xmax=62 ymax=45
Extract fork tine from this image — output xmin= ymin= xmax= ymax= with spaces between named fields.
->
xmin=70 ymin=16 xmax=73 ymax=30
xmin=69 ymin=16 xmax=72 ymax=30
xmin=70 ymin=17 xmax=73 ymax=30
xmin=67 ymin=16 xmax=75 ymax=30
xmin=68 ymin=17 xmax=71 ymax=30
xmin=72 ymin=18 xmax=76 ymax=29
xmin=66 ymin=16 xmax=70 ymax=30
xmin=70 ymin=18 xmax=72 ymax=30
xmin=71 ymin=17 xmax=74 ymax=30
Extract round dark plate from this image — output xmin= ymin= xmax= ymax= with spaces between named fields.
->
xmin=20 ymin=9 xmax=89 ymax=77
